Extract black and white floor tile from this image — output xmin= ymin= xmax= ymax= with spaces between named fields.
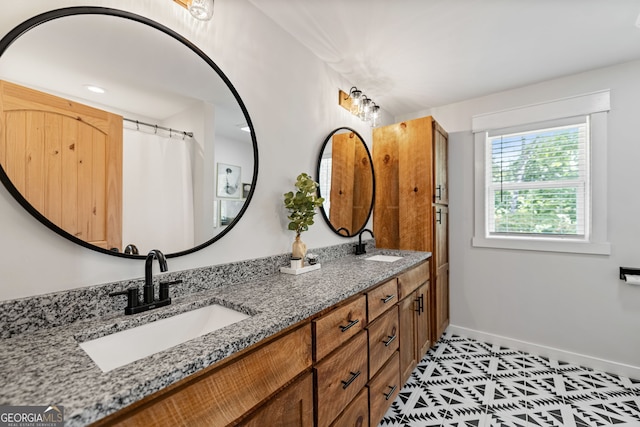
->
xmin=379 ymin=331 xmax=640 ymax=426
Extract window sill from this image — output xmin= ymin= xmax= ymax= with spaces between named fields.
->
xmin=472 ymin=236 xmax=611 ymax=255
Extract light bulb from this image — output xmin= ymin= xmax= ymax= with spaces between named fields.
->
xmin=371 ymin=105 xmax=380 ymax=127
xmin=360 ymin=97 xmax=371 ymax=121
xmin=349 ymin=89 xmax=363 ymax=115
xmin=189 ymin=0 xmax=214 ymax=21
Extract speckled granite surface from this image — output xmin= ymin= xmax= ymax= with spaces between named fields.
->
xmin=0 ymin=240 xmax=372 ymax=339
xmin=0 ymin=246 xmax=429 ymax=426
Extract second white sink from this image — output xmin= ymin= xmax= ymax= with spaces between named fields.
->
xmin=365 ymin=255 xmax=403 ymax=262
xmin=79 ymin=304 xmax=251 ymax=372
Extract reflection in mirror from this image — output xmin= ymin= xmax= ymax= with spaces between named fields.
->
xmin=0 ymin=8 xmax=258 ymax=258
xmin=316 ymin=127 xmax=374 ymax=237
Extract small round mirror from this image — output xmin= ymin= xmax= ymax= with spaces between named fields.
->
xmin=316 ymin=127 xmax=374 ymax=237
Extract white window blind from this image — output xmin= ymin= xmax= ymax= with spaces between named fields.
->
xmin=487 ymin=117 xmax=589 ymax=237
xmin=472 ymin=90 xmax=610 ymax=255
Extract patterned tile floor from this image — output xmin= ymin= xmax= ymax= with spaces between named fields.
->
xmin=379 ymin=331 xmax=640 ymax=426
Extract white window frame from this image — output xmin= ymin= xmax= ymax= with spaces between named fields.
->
xmin=472 ymin=90 xmax=611 ymax=255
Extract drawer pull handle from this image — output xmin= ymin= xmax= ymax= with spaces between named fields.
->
xmin=383 ymin=334 xmax=397 ymax=347
xmin=419 ymin=294 xmax=425 ymax=313
xmin=381 ymin=294 xmax=395 ymax=303
xmin=341 ymin=371 xmax=361 ymax=389
xmin=339 ymin=319 xmax=359 ymax=332
xmin=384 ymin=384 xmax=398 ymax=400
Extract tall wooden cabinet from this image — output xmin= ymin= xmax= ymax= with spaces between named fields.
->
xmin=373 ymin=116 xmax=450 ymax=343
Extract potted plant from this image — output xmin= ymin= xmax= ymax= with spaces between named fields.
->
xmin=283 ymin=173 xmax=324 ymax=262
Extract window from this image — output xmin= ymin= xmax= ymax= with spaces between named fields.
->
xmin=473 ymin=91 xmax=611 ymax=254
xmin=488 ymin=117 xmax=588 ymax=237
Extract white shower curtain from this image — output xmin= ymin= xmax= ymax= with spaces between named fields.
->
xmin=122 ymin=128 xmax=195 ymax=254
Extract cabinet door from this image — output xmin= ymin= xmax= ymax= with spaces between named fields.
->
xmin=398 ymin=293 xmax=419 ymax=384
xmin=398 ymin=117 xmax=433 ymax=252
xmin=240 ymin=372 xmax=313 ymax=427
xmin=433 ymin=121 xmax=448 ymax=204
xmin=433 ymin=205 xmax=449 ymax=340
xmin=415 ymin=282 xmax=431 ymax=360
xmin=434 ymin=206 xmax=449 ymax=270
xmin=435 ymin=267 xmax=450 ymax=340
xmin=372 ymin=123 xmax=400 ymax=249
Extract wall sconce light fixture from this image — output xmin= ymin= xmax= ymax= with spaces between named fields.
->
xmin=339 ymin=87 xmax=381 ymax=127
xmin=174 ymin=0 xmax=214 ymax=21
xmin=189 ymin=0 xmax=214 ymax=20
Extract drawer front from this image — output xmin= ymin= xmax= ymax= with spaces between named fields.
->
xmin=398 ymin=261 xmax=430 ymax=300
xmin=329 ymin=387 xmax=368 ymax=427
xmin=315 ymin=330 xmax=368 ymax=427
xmin=366 ymin=278 xmax=398 ymax=322
xmin=367 ymin=305 xmax=399 ymax=379
xmin=109 ymin=324 xmax=312 ymax=427
xmin=368 ymin=351 xmax=400 ymax=427
xmin=314 ymin=295 xmax=366 ymax=361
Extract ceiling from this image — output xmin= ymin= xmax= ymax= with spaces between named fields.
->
xmin=249 ymin=0 xmax=640 ymax=118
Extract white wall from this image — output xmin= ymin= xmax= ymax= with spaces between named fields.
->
xmin=0 ymin=0 xmax=377 ymax=300
xmin=400 ymin=60 xmax=640 ymax=372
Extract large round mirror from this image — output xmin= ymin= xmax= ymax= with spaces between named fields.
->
xmin=0 ymin=7 xmax=258 ymax=258
xmin=316 ymin=127 xmax=374 ymax=237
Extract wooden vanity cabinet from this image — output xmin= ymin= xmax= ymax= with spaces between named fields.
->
xmin=397 ymin=261 xmax=431 ymax=384
xmin=94 ymin=262 xmax=430 ymax=427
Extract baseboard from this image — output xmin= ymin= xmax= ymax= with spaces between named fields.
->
xmin=447 ymin=325 xmax=640 ymax=380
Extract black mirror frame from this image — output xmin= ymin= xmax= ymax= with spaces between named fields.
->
xmin=0 ymin=6 xmax=259 ymax=259
xmin=316 ymin=127 xmax=375 ymax=238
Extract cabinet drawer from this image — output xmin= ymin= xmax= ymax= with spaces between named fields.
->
xmin=106 ymin=323 xmax=312 ymax=427
xmin=330 ymin=387 xmax=368 ymax=427
xmin=398 ymin=261 xmax=429 ymax=300
xmin=368 ymin=351 xmax=400 ymax=427
xmin=367 ymin=305 xmax=399 ymax=379
xmin=315 ymin=330 xmax=368 ymax=427
xmin=313 ymin=295 xmax=366 ymax=361
xmin=366 ymin=278 xmax=398 ymax=322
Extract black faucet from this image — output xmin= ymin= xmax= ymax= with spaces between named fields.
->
xmin=110 ymin=249 xmax=181 ymax=315
xmin=354 ymin=229 xmax=374 ymax=255
xmin=144 ymin=249 xmax=168 ymax=304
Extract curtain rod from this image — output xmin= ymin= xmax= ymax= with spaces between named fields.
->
xmin=123 ymin=118 xmax=194 ymax=139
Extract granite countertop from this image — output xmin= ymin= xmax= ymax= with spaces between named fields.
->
xmin=0 ymin=249 xmax=430 ymax=426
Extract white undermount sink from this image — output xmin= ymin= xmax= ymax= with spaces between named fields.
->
xmin=365 ymin=255 xmax=403 ymax=262
xmin=79 ymin=304 xmax=251 ymax=373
